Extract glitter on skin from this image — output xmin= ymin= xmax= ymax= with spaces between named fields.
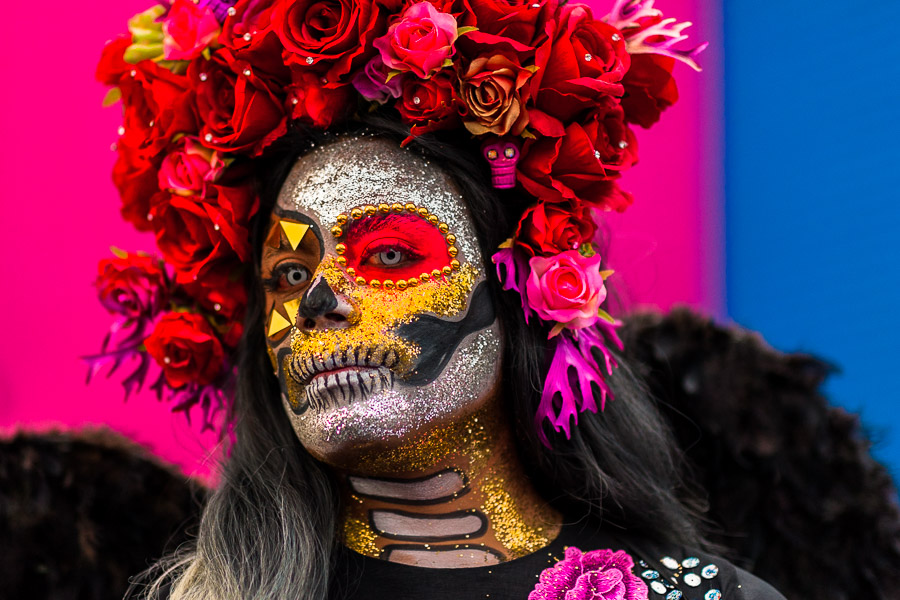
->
xmin=269 ymin=136 xmax=502 ymax=466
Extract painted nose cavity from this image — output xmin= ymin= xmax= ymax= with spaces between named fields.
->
xmin=298 ymin=276 xmax=352 ymax=330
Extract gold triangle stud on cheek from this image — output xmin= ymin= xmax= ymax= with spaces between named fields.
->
xmin=283 ymin=298 xmax=301 ymax=326
xmin=268 ymin=309 xmax=291 ymax=338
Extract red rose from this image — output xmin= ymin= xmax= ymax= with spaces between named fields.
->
xmin=272 ymin=0 xmax=396 ymax=85
xmin=192 ymin=48 xmax=288 ymax=157
xmin=117 ymin=60 xmax=198 ymax=160
xmin=221 ymin=0 xmax=277 ymax=51
xmin=181 ymin=259 xmax=248 ymax=324
xmin=582 ymin=101 xmax=638 ymax=174
xmin=517 ymin=114 xmax=634 ymax=211
xmin=286 ymin=69 xmax=354 ymax=128
xmin=96 ymin=254 xmax=169 ymax=320
xmin=463 ymin=0 xmax=552 ymax=47
xmin=515 ymin=200 xmax=596 ymax=257
xmin=397 ymin=71 xmax=459 ymax=137
xmin=95 ymin=36 xmax=132 ymax=86
xmin=621 ymin=54 xmax=679 ymax=128
xmin=458 ymin=51 xmax=533 ymax=136
xmin=112 ymin=142 xmax=161 ymax=232
xmin=531 ymin=4 xmax=630 ymax=124
xmin=150 ymin=183 xmax=256 ymax=283
xmin=158 ymin=137 xmax=225 ymax=196
xmin=144 ymin=312 xmax=225 ymax=388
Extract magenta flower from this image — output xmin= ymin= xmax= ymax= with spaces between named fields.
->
xmin=529 ymin=547 xmax=648 ymax=600
xmin=373 ymin=2 xmax=458 ymax=79
xmin=352 ymin=55 xmax=404 ymax=103
xmin=526 ymin=250 xmax=606 ymax=333
xmin=162 ymin=0 xmax=221 ymax=60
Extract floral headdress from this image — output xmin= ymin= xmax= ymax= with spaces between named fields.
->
xmin=90 ymin=0 xmax=703 ymax=442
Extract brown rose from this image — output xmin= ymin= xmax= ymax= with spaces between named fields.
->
xmin=458 ymin=51 xmax=533 ymax=136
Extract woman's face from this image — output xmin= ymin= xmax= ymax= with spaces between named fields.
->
xmin=261 ymin=136 xmax=502 ymax=468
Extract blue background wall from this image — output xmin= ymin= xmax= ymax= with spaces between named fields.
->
xmin=724 ymin=2 xmax=900 ymax=473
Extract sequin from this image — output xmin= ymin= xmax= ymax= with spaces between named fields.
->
xmin=682 ymin=557 xmax=700 ymax=568
xmin=701 ymin=564 xmax=719 ymax=579
xmin=666 ymin=591 xmax=683 ymax=600
xmin=650 ymin=581 xmax=667 ymax=594
xmin=660 ymin=556 xmax=679 ymax=570
xmin=705 ymin=590 xmax=722 ymax=600
xmin=684 ymin=573 xmax=701 ymax=587
xmin=642 ymin=570 xmax=660 ymax=579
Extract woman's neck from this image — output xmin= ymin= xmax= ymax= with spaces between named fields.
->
xmin=337 ymin=402 xmax=562 ymax=567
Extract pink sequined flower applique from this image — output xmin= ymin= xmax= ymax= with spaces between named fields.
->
xmin=529 ymin=547 xmax=648 ymax=600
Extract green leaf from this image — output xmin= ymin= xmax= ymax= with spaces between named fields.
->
xmin=457 ymin=26 xmax=478 ymax=36
xmin=102 ymin=87 xmax=121 ymax=107
xmin=385 ymin=69 xmax=402 ymax=83
xmin=110 ymin=246 xmax=128 ymax=259
xmin=597 ymin=307 xmax=616 ymax=323
xmin=578 ymin=243 xmax=596 ymax=258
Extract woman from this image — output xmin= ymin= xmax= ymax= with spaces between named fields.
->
xmin=91 ymin=0 xmax=787 ymax=598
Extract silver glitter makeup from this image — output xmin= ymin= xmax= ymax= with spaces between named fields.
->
xmin=277 ymin=136 xmax=479 ymax=263
xmin=271 ymin=136 xmax=503 ymax=467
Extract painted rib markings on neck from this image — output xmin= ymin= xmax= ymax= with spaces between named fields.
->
xmin=348 ymin=468 xmax=468 ymax=505
xmin=371 ymin=509 xmax=487 ymax=542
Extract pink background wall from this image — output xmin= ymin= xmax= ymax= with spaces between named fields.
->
xmin=0 ymin=0 xmax=720 ymax=477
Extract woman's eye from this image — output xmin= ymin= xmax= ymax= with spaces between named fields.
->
xmin=280 ymin=265 xmax=310 ymax=288
xmin=378 ymin=249 xmax=403 ymax=265
xmin=364 ymin=247 xmax=407 ymax=267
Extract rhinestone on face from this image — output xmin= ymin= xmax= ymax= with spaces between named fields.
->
xmin=666 ymin=591 xmax=683 ymax=600
xmin=660 ymin=557 xmax=679 ymax=570
xmin=705 ymin=590 xmax=722 ymax=600
xmin=642 ymin=570 xmax=660 ymax=580
xmin=701 ymin=564 xmax=719 ymax=579
xmin=650 ymin=581 xmax=667 ymax=595
xmin=684 ymin=574 xmax=701 ymax=587
xmin=682 ymin=557 xmax=700 ymax=569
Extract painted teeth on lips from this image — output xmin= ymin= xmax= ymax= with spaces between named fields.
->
xmin=293 ymin=346 xmax=401 ymax=386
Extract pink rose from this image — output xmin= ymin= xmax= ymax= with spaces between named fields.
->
xmin=525 ymin=250 xmax=606 ymax=330
xmin=373 ymin=2 xmax=458 ymax=79
xmin=158 ymin=138 xmax=225 ymax=196
xmin=529 ymin=547 xmax=647 ymax=600
xmin=352 ymin=55 xmax=403 ymax=102
xmin=163 ymin=0 xmax=221 ymax=60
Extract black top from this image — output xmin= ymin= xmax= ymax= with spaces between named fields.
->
xmin=334 ymin=520 xmax=786 ymax=600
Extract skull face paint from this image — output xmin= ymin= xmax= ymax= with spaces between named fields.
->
xmin=261 ymin=136 xmax=502 ymax=469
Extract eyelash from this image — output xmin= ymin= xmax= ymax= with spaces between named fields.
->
xmin=262 ymin=262 xmax=310 ymax=292
xmin=360 ymin=240 xmax=424 ymax=265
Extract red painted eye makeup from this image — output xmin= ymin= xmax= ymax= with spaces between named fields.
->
xmin=339 ymin=213 xmax=450 ymax=281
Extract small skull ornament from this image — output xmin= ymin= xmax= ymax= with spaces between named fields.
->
xmin=482 ymin=138 xmax=521 ymax=189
